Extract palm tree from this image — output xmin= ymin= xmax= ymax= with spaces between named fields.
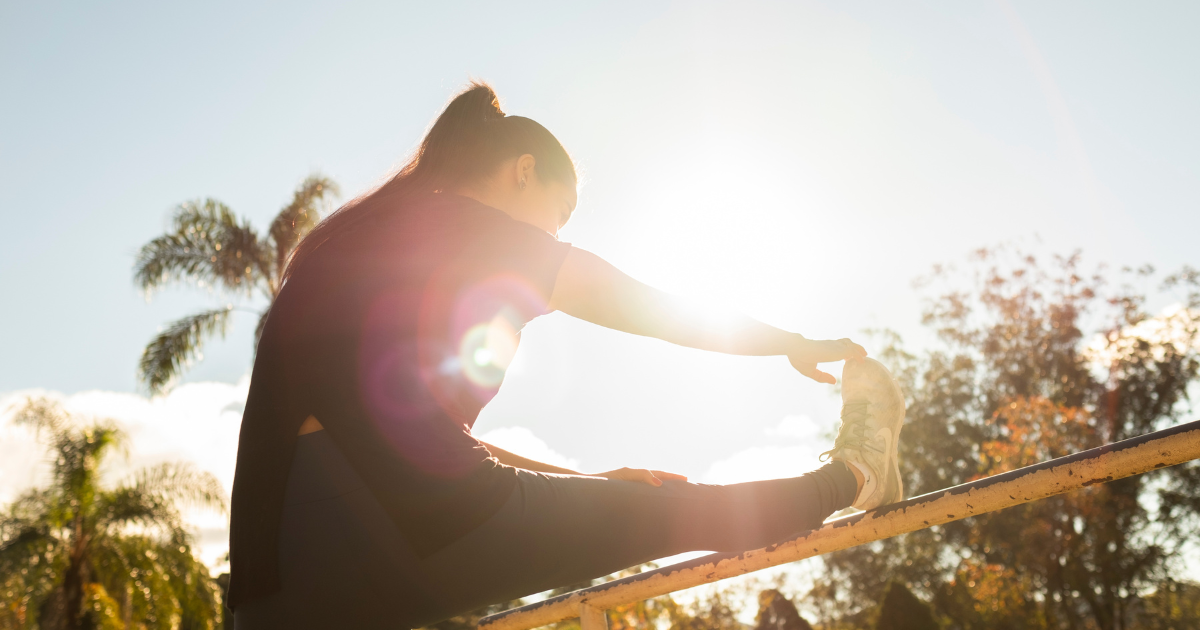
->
xmin=134 ymin=174 xmax=339 ymax=393
xmin=0 ymin=397 xmax=227 ymax=630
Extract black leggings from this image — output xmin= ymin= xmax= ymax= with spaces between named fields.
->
xmin=233 ymin=431 xmax=856 ymax=629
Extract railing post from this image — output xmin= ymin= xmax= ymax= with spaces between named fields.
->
xmin=579 ymin=603 xmax=607 ymax=630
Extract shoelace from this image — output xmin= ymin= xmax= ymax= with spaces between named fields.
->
xmin=819 ymin=400 xmax=871 ymax=462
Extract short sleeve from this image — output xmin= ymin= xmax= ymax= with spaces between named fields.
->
xmin=492 ymin=216 xmax=572 ymax=309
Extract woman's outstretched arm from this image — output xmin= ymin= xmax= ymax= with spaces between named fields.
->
xmin=548 ymin=248 xmax=866 ymax=383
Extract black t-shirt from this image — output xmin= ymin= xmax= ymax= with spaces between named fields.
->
xmin=227 ymin=193 xmax=572 ymax=607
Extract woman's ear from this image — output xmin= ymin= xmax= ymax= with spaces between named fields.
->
xmin=516 ymin=154 xmax=537 ymax=188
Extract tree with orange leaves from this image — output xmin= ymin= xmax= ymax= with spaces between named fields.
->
xmin=812 ymin=247 xmax=1200 ymax=630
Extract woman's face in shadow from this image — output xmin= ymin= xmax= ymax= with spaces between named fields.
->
xmin=465 ymin=154 xmax=578 ymax=237
xmin=517 ymin=174 xmax=577 ymax=237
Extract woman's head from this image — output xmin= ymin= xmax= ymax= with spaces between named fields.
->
xmin=429 ymin=85 xmax=577 ymax=235
xmin=286 ymin=82 xmax=576 ymax=278
xmin=416 ymin=83 xmax=576 ymax=198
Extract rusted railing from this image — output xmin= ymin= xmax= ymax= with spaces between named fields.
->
xmin=479 ymin=419 xmax=1200 ymax=630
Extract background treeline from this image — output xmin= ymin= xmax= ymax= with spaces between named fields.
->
xmin=810 ymin=247 xmax=1200 ymax=629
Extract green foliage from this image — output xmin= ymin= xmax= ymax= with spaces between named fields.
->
xmin=755 ymin=589 xmax=813 ymax=630
xmin=1132 ymin=579 xmax=1200 ymax=629
xmin=875 ymin=582 xmax=937 ymax=630
xmin=267 ymin=175 xmax=337 ymax=277
xmin=419 ymin=598 xmax=528 ymax=630
xmin=601 ymin=565 xmax=745 ymax=630
xmin=662 ymin=593 xmax=743 ymax=630
xmin=133 ymin=174 xmax=338 ymax=394
xmin=813 ymin=248 xmax=1200 ymax=630
xmin=0 ymin=398 xmax=226 ymax=630
xmin=419 ymin=564 xmax=775 ymax=630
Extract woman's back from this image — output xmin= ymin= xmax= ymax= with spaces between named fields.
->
xmin=227 ymin=192 xmax=571 ymax=607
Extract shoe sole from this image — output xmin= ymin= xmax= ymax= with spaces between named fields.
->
xmin=878 ymin=362 xmax=905 ymax=507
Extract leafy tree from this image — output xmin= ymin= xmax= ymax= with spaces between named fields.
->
xmin=1130 ymin=579 xmax=1200 ymax=629
xmin=593 ymin=565 xmax=744 ymax=630
xmin=755 ymin=589 xmax=814 ymax=630
xmin=133 ymin=174 xmax=338 ymax=393
xmin=875 ymin=582 xmax=937 ymax=630
xmin=812 ymin=247 xmax=1200 ymax=630
xmin=419 ymin=563 xmax=758 ymax=630
xmin=0 ymin=398 xmax=227 ymax=630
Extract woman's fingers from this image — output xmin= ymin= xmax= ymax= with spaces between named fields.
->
xmin=598 ymin=467 xmax=688 ymax=486
xmin=652 ymin=470 xmax=688 ymax=482
xmin=598 ymin=467 xmax=656 ymax=485
xmin=795 ymin=362 xmax=836 ymax=384
xmin=640 ymin=469 xmax=663 ymax=486
xmin=788 ymin=338 xmax=868 ymax=383
xmin=841 ymin=338 xmax=868 ymax=359
xmin=810 ymin=338 xmax=866 ymax=362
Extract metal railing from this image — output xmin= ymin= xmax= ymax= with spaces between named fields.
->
xmin=479 ymin=419 xmax=1200 ymax=630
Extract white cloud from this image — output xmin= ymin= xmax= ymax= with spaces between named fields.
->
xmin=703 ymin=446 xmax=827 ymax=485
xmin=702 ymin=415 xmax=832 ymax=485
xmin=764 ymin=414 xmax=823 ymax=440
xmin=475 ymin=426 xmax=580 ymax=471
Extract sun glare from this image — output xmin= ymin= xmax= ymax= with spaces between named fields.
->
xmin=609 ymin=134 xmax=854 ymax=335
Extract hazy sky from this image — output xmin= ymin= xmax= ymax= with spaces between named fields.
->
xmin=3 ymin=0 xmax=1199 ymax=580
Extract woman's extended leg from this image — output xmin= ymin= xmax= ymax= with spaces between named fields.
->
xmin=234 ymin=432 xmax=855 ymax=629
xmin=416 ymin=356 xmax=907 ymax=623
xmin=411 ymin=463 xmax=857 ymax=625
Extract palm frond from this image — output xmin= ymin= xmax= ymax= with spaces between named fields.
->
xmin=95 ymin=487 xmax=182 ymax=534
xmin=89 ymin=534 xmax=183 ymax=628
xmin=158 ymin=529 xmax=223 ymax=629
xmin=134 ymin=198 xmax=271 ymax=296
xmin=11 ymin=398 xmax=127 ymax=499
xmin=127 ymin=462 xmax=227 ymax=514
xmin=10 ymin=395 xmax=71 ymax=442
xmin=91 ymin=531 xmax=221 ymax=630
xmin=0 ymin=487 xmax=56 ymax=535
xmin=138 ymin=307 xmax=232 ymax=394
xmin=267 ymin=174 xmax=339 ymax=287
xmin=0 ymin=488 xmax=62 ymax=580
xmin=0 ymin=525 xmax=56 ymax=573
xmin=94 ymin=463 xmax=225 ymax=541
xmin=56 ymin=422 xmax=125 ymax=505
xmin=0 ymin=510 xmax=62 ymax=629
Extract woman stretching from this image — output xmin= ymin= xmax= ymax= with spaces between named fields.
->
xmin=228 ymin=82 xmax=906 ymax=629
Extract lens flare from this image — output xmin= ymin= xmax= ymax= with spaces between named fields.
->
xmin=459 ymin=308 xmax=521 ymax=388
xmin=414 ymin=272 xmax=551 ymax=422
xmin=442 ymin=275 xmax=546 ymax=399
xmin=358 ymin=273 xmax=552 ymax=479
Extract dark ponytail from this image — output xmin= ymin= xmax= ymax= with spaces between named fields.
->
xmin=284 ymin=81 xmax=575 ymax=281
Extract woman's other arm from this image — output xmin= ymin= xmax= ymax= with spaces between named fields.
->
xmin=480 ymin=441 xmax=687 ymax=486
xmin=480 ymin=441 xmax=580 ymax=475
xmin=547 ymin=248 xmax=866 ymax=383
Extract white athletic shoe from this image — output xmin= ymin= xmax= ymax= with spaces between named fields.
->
xmin=820 ymin=357 xmax=906 ymax=510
